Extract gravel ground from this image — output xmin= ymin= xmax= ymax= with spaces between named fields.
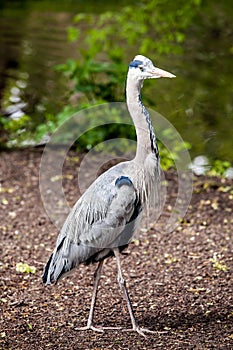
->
xmin=0 ymin=149 xmax=232 ymax=350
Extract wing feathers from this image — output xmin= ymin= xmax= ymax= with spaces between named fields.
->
xmin=42 ymin=171 xmax=142 ymax=284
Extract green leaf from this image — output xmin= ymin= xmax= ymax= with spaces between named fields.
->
xmin=16 ymin=262 xmax=36 ymax=274
xmin=67 ymin=26 xmax=80 ymax=42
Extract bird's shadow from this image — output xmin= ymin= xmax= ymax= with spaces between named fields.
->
xmin=137 ymin=308 xmax=231 ymax=332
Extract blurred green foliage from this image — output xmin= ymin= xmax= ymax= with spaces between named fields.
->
xmin=59 ymin=0 xmax=201 ymax=103
xmin=0 ymin=0 xmax=201 ymax=170
xmin=1 ymin=0 xmax=201 ymax=138
xmin=207 ymin=160 xmax=232 ymax=177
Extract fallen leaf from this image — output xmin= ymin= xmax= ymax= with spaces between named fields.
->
xmin=1 ymin=198 xmax=8 ymax=205
xmin=16 ymin=262 xmax=36 ymax=274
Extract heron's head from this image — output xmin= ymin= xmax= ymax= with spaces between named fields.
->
xmin=129 ymin=55 xmax=176 ymax=81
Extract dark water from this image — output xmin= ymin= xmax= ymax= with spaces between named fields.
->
xmin=0 ymin=0 xmax=232 ymax=167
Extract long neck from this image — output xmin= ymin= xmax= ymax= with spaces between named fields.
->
xmin=126 ymin=76 xmax=159 ymax=164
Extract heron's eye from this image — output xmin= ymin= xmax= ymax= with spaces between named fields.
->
xmin=138 ymin=65 xmax=144 ymax=72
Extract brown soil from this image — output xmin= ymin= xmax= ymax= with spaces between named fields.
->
xmin=0 ymin=149 xmax=232 ymax=350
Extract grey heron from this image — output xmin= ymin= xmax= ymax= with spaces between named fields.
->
xmin=42 ymin=55 xmax=175 ymax=336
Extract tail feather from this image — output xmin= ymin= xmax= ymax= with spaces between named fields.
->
xmin=42 ymin=253 xmax=54 ymax=284
xmin=42 ymin=236 xmax=99 ymax=285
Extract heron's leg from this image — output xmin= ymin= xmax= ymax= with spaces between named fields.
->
xmin=113 ymin=248 xmax=156 ymax=337
xmin=76 ymin=260 xmax=104 ymax=332
xmin=87 ymin=259 xmax=104 ymax=328
xmin=76 ymin=259 xmax=122 ymax=332
xmin=113 ymin=248 xmax=138 ymax=328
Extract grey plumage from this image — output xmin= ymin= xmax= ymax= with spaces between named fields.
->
xmin=42 ymin=55 xmax=175 ymax=336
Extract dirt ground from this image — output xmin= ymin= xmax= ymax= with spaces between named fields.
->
xmin=0 ymin=149 xmax=232 ymax=350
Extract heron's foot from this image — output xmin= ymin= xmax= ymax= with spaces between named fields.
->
xmin=75 ymin=324 xmax=122 ymax=333
xmin=76 ymin=324 xmax=104 ymax=333
xmin=124 ymin=326 xmax=156 ymax=337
